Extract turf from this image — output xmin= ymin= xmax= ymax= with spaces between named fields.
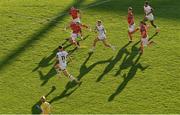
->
xmin=0 ymin=0 xmax=180 ymax=114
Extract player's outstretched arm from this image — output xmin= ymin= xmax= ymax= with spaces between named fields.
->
xmin=81 ymin=23 xmax=89 ymax=29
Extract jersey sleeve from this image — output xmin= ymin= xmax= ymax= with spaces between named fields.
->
xmin=56 ymin=53 xmax=59 ymax=58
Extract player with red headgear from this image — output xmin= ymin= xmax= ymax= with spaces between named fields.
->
xmin=127 ymin=7 xmax=139 ymax=42
xmin=69 ymin=6 xmax=81 ymax=23
xmin=139 ymin=21 xmax=154 ymax=54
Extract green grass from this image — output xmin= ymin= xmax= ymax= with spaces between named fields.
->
xmin=0 ymin=0 xmax=180 ymax=113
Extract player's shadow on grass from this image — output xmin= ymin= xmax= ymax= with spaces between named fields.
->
xmin=31 ymin=86 xmax=56 ymax=114
xmin=49 ymin=80 xmax=81 ymax=104
xmin=108 ymin=54 xmax=149 ymax=102
xmin=0 ymin=0 xmax=85 ymax=72
xmin=33 ymin=48 xmax=58 ymax=72
xmin=77 ymin=52 xmax=113 ymax=80
xmin=114 ymin=41 xmax=140 ymax=76
xmin=149 ymin=32 xmax=158 ymax=41
xmin=96 ymin=42 xmax=130 ymax=82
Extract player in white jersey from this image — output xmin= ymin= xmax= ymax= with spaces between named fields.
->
xmin=90 ymin=20 xmax=115 ymax=52
xmin=54 ymin=46 xmax=80 ymax=83
xmin=143 ymin=1 xmax=159 ymax=33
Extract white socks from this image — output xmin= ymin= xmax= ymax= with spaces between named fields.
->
xmin=111 ymin=45 xmax=115 ymax=51
xmin=69 ymin=75 xmax=76 ymax=81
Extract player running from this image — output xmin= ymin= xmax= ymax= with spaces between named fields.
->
xmin=69 ymin=6 xmax=81 ymax=23
xmin=65 ymin=21 xmax=88 ymax=48
xmin=139 ymin=21 xmax=154 ymax=54
xmin=54 ymin=46 xmax=80 ymax=83
xmin=127 ymin=7 xmax=139 ymax=42
xmin=143 ymin=1 xmax=159 ymax=33
xmin=90 ymin=20 xmax=115 ymax=52
xmin=40 ymin=96 xmax=51 ymax=114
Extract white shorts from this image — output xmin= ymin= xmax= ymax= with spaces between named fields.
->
xmin=98 ymin=33 xmax=106 ymax=40
xmin=146 ymin=13 xmax=154 ymax=21
xmin=73 ymin=17 xmax=81 ymax=23
xmin=59 ymin=64 xmax=67 ymax=71
xmin=128 ymin=24 xmax=135 ymax=33
xmin=141 ymin=37 xmax=149 ymax=46
xmin=71 ymin=33 xmax=79 ymax=42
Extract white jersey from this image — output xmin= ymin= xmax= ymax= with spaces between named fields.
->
xmin=56 ymin=51 xmax=68 ymax=67
xmin=96 ymin=25 xmax=106 ymax=35
xmin=144 ymin=5 xmax=152 ymax=15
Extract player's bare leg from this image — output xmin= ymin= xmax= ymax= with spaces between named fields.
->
xmin=63 ymin=69 xmax=80 ymax=84
xmin=54 ymin=64 xmax=61 ymax=77
xmin=70 ymin=39 xmax=80 ymax=48
xmin=93 ymin=37 xmax=99 ymax=47
xmin=147 ymin=40 xmax=155 ymax=46
xmin=90 ymin=37 xmax=99 ymax=52
xmin=150 ymin=21 xmax=157 ymax=28
xmin=140 ymin=42 xmax=144 ymax=54
xmin=128 ymin=28 xmax=139 ymax=42
xmin=128 ymin=31 xmax=133 ymax=41
xmin=102 ymin=39 xmax=115 ymax=50
xmin=150 ymin=21 xmax=160 ymax=33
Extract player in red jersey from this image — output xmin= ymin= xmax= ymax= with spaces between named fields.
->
xmin=65 ymin=22 xmax=88 ymax=48
xmin=69 ymin=7 xmax=81 ymax=23
xmin=127 ymin=7 xmax=139 ymax=42
xmin=139 ymin=21 xmax=154 ymax=54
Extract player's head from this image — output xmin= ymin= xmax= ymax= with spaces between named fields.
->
xmin=144 ymin=1 xmax=149 ymax=7
xmin=97 ymin=20 xmax=102 ymax=26
xmin=128 ymin=7 xmax=133 ymax=11
xmin=58 ymin=45 xmax=64 ymax=51
xmin=40 ymin=96 xmax=46 ymax=103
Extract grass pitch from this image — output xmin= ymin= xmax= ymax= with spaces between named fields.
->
xmin=0 ymin=0 xmax=180 ymax=113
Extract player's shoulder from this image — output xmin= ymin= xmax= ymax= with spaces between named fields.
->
xmin=147 ymin=5 xmax=152 ymax=8
xmin=62 ymin=51 xmax=68 ymax=54
xmin=57 ymin=51 xmax=62 ymax=55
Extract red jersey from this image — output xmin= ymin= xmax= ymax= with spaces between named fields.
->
xmin=69 ymin=8 xmax=79 ymax=19
xmin=127 ymin=11 xmax=134 ymax=25
xmin=140 ymin=24 xmax=148 ymax=38
xmin=70 ymin=22 xmax=81 ymax=34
